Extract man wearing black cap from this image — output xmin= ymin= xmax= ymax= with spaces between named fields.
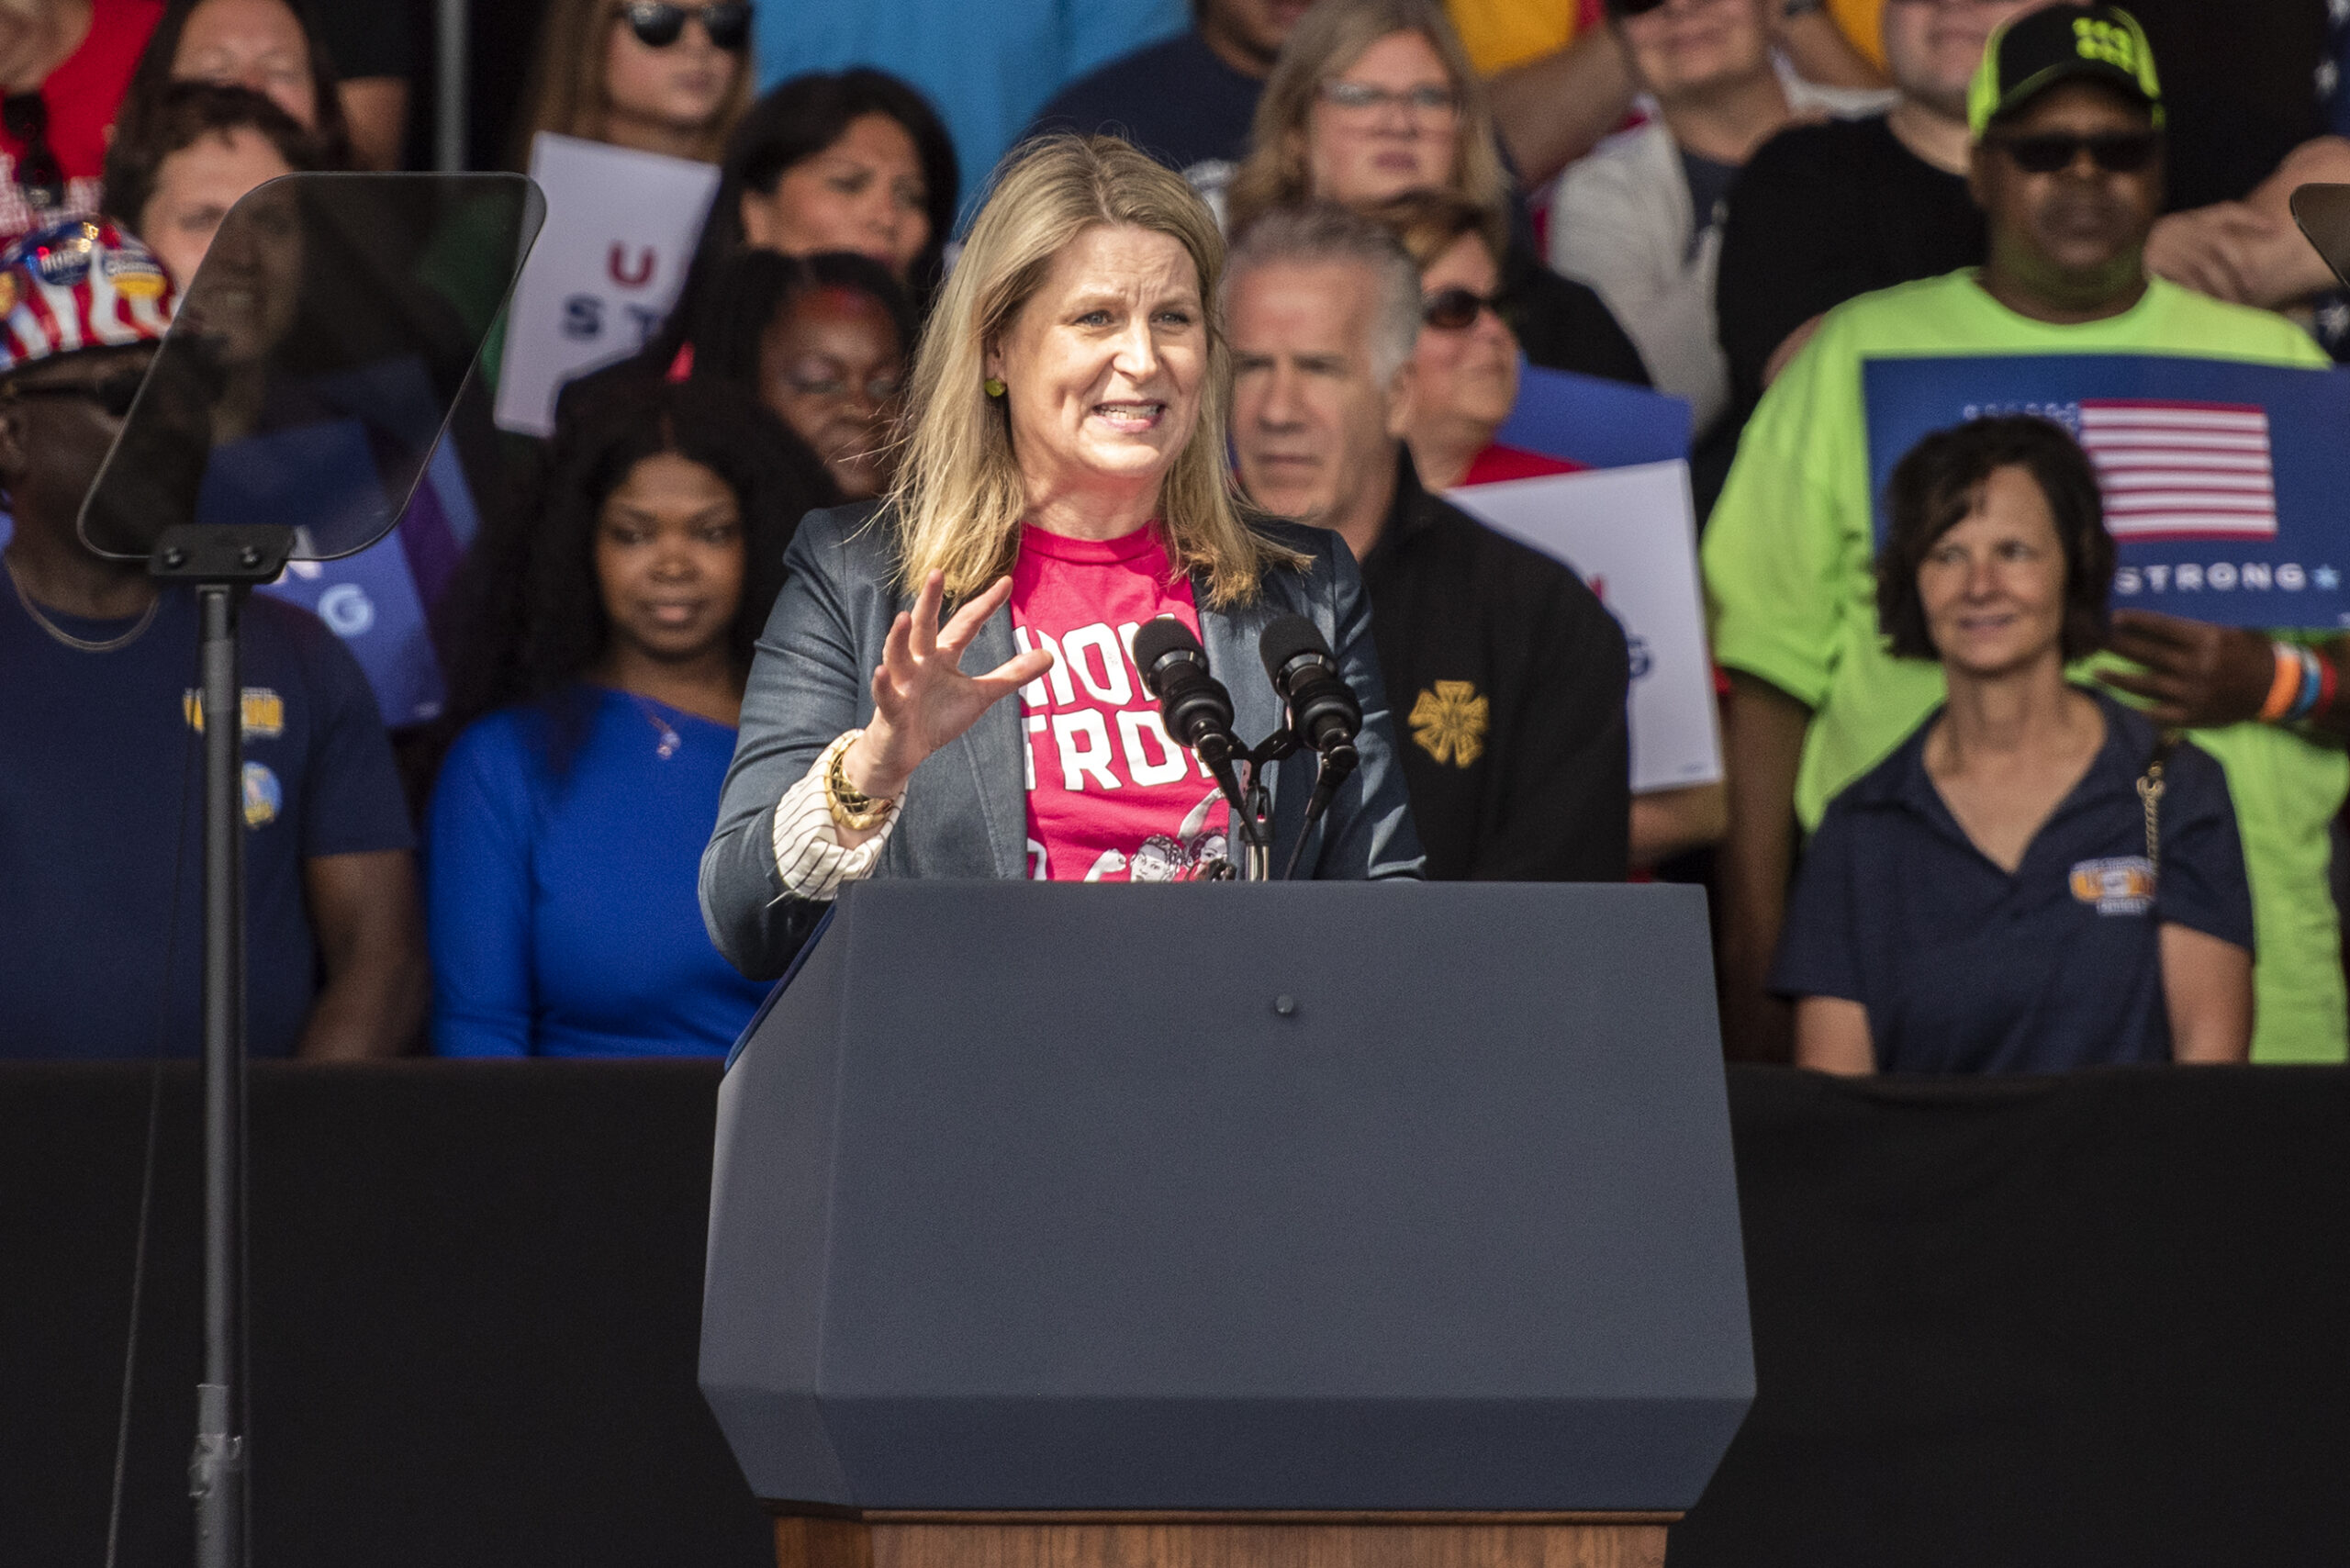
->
xmin=1702 ymin=6 xmax=2347 ymax=1065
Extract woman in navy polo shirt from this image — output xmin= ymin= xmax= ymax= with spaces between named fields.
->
xmin=1773 ymin=416 xmax=2255 ymax=1075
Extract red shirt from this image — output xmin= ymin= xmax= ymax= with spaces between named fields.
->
xmin=1010 ymin=523 xmax=1229 ymax=881
xmin=0 ymin=0 xmax=162 ymax=239
xmin=1458 ymin=442 xmax=1588 ymax=487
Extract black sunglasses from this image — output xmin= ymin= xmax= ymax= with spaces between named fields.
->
xmin=615 ymin=1 xmax=754 ymax=50
xmin=2 ymin=92 xmax=62 ymax=212
xmin=1987 ymin=130 xmax=2160 ymax=175
xmin=1422 ymin=286 xmax=1503 ymax=331
xmin=1605 ymin=0 xmax=1672 ymax=17
xmin=6 ymin=370 xmax=145 ymax=420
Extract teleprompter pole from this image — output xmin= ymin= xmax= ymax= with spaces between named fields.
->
xmin=151 ymin=525 xmax=295 ymax=1568
xmin=191 ymin=581 xmax=245 ymax=1568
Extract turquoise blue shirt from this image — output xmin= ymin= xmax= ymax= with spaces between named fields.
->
xmin=756 ymin=0 xmax=1187 ymax=217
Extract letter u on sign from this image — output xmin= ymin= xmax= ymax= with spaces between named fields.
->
xmin=609 ymin=243 xmax=655 ymax=288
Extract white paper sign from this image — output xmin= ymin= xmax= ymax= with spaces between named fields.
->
xmin=493 ymin=133 xmax=722 ymax=437
xmin=1449 ymin=460 xmax=1722 ymax=793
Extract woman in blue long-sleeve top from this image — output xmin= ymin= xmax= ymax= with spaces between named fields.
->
xmin=426 ymin=375 xmax=836 ymax=1056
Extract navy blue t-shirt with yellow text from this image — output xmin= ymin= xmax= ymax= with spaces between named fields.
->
xmin=0 ymin=581 xmax=413 ymax=1058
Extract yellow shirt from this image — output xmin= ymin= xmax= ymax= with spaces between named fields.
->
xmin=1447 ymin=0 xmax=1577 ymax=76
xmin=1446 ymin=0 xmax=1886 ymax=77
xmin=1829 ymin=0 xmax=1886 ymax=69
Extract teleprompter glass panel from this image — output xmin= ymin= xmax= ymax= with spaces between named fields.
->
xmin=79 ymin=172 xmax=544 ymax=561
xmin=2290 ymin=183 xmax=2350 ymax=295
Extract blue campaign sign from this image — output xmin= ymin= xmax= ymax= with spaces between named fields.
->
xmin=1863 ymin=353 xmax=2350 ymax=631
xmin=1498 ymin=361 xmax=1693 ymax=469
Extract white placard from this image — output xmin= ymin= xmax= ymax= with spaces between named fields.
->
xmin=1449 ymin=460 xmax=1722 ymax=793
xmin=493 ymin=133 xmax=722 ymax=437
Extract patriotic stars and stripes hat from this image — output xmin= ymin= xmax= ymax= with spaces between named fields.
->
xmin=0 ymin=218 xmax=175 ymax=379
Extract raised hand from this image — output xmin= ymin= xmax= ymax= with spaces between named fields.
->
xmin=842 ymin=571 xmax=1055 ymax=799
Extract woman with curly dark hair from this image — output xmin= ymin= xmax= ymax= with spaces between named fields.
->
xmin=425 ymin=375 xmax=833 ymax=1058
xmin=558 ymin=70 xmax=954 ymax=429
xmin=1772 ymin=416 xmax=2254 ymax=1077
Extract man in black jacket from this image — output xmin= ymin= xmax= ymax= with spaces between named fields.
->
xmin=1225 ymin=203 xmax=1631 ymax=881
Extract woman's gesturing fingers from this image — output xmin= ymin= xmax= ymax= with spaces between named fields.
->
xmin=906 ymin=569 xmax=946 ymax=660
xmin=938 ymin=575 xmax=1017 ymax=655
xmin=971 ymin=646 xmax=1057 ymax=703
xmin=862 ymin=573 xmax=1048 ymax=786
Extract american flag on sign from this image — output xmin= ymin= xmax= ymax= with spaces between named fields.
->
xmin=2076 ymin=398 xmax=2279 ymax=542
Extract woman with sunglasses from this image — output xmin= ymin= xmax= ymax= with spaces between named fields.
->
xmin=514 ymin=0 xmax=754 ymax=165
xmin=1365 ymin=190 xmax=1557 ymax=491
xmin=1225 ymin=0 xmax=1649 ymax=390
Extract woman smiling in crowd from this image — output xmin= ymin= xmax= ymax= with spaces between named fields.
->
xmin=1774 ymin=417 xmax=2254 ymax=1075
xmin=700 ymin=135 xmax=1421 ymax=979
xmin=427 ymin=379 xmax=823 ymax=1058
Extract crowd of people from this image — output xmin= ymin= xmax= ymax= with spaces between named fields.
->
xmin=4 ymin=0 xmax=2349 ymax=1081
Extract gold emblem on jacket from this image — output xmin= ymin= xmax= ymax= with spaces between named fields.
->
xmin=1409 ymin=681 xmax=1488 ymax=767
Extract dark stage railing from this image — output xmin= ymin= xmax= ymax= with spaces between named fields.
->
xmin=3 ymin=1059 xmax=2342 ymax=1566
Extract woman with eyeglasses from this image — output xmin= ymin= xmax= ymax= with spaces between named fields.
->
xmin=1224 ymin=0 xmax=1649 ymax=390
xmin=677 ymin=248 xmax=915 ymax=501
xmin=513 ymin=0 xmax=754 ymax=165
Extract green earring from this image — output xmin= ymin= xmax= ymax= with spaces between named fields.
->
xmin=984 ymin=376 xmax=1006 ymax=398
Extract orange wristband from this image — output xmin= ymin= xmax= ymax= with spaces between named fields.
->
xmin=2258 ymin=642 xmax=2301 ymax=722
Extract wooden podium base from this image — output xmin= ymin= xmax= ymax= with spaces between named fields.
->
xmin=773 ymin=1509 xmax=1680 ymax=1568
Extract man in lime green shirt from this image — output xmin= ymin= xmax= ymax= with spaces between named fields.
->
xmin=1705 ymin=5 xmax=2347 ymax=1065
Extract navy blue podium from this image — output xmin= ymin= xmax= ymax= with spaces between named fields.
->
xmin=701 ymin=881 xmax=1751 ymax=1568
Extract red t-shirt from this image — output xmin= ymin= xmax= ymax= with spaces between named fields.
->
xmin=0 ymin=0 xmax=162 ymax=239
xmin=1010 ymin=523 xmax=1230 ymax=882
xmin=1458 ymin=442 xmax=1588 ymax=487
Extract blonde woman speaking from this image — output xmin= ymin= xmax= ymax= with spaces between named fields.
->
xmin=701 ymin=135 xmax=1423 ymax=979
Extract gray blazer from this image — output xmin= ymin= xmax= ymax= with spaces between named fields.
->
xmin=700 ymin=503 xmax=1426 ymax=979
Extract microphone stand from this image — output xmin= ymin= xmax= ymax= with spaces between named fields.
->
xmin=151 ymin=521 xmax=296 ymax=1568
xmin=1227 ymin=730 xmax=1304 ymax=880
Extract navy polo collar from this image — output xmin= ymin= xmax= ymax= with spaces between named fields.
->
xmin=1842 ymin=686 xmax=2163 ymax=862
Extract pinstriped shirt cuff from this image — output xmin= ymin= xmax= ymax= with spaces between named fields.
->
xmin=769 ymin=747 xmax=901 ymax=902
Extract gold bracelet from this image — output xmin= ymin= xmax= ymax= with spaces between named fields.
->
xmin=824 ymin=730 xmax=897 ymax=832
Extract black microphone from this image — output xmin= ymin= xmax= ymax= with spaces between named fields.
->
xmin=1259 ymin=616 xmax=1364 ymax=879
xmin=1133 ymin=617 xmax=1238 ymax=767
xmin=1258 ymin=614 xmax=1361 ymax=756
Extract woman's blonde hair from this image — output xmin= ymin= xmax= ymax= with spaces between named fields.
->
xmin=888 ymin=134 xmax=1299 ymax=609
xmin=512 ymin=0 xmax=754 ymax=167
xmin=1225 ymin=0 xmax=1511 ymax=242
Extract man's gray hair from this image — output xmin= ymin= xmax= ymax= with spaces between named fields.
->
xmin=1223 ymin=203 xmax=1423 ymax=386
